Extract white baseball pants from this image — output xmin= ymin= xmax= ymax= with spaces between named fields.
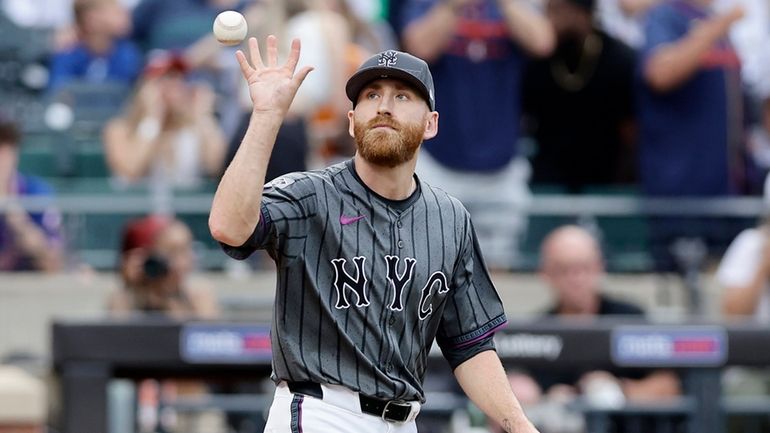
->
xmin=263 ymin=382 xmax=419 ymax=433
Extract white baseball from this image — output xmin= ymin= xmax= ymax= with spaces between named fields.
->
xmin=213 ymin=10 xmax=248 ymax=46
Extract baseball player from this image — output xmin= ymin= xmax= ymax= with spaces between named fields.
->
xmin=210 ymin=35 xmax=539 ymax=433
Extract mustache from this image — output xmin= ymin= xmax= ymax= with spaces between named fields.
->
xmin=366 ymin=116 xmax=400 ymax=131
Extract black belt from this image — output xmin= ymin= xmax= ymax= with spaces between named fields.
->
xmin=287 ymin=381 xmax=413 ymax=423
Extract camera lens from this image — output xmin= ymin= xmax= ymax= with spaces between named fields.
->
xmin=143 ymin=254 xmax=169 ymax=279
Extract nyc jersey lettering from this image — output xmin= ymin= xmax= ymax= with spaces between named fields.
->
xmin=332 ymin=255 xmax=447 ymax=319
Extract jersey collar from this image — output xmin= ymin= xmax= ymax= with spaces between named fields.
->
xmin=346 ymin=159 xmax=422 ymax=212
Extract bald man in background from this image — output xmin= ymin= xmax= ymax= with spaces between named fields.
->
xmin=501 ymin=225 xmax=681 ymax=433
xmin=540 ymin=225 xmax=644 ymax=317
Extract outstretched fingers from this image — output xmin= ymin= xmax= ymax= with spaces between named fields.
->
xmin=266 ymin=34 xmax=278 ymax=67
xmin=248 ymin=37 xmax=264 ymax=70
xmin=284 ymin=38 xmax=301 ymax=74
xmin=235 ymin=50 xmax=254 ymax=80
xmin=237 ymin=36 xmax=310 ymax=85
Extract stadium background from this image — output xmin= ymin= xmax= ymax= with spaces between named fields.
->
xmin=0 ymin=0 xmax=769 ymax=432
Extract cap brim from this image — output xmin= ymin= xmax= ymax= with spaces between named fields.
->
xmin=345 ymin=66 xmax=433 ymax=110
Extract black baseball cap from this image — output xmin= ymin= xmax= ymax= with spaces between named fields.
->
xmin=346 ymin=50 xmax=435 ymax=111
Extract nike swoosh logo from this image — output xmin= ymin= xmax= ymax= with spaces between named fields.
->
xmin=340 ymin=214 xmax=366 ymax=225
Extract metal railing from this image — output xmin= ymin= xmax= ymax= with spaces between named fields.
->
xmin=0 ymin=193 xmax=763 ymax=272
xmin=0 ymin=193 xmax=764 ymax=216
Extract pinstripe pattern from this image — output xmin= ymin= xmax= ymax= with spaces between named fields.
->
xmin=222 ymin=159 xmax=506 ymax=401
xmin=290 ymin=394 xmax=303 ymax=433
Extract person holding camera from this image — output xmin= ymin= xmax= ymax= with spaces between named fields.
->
xmin=107 ymin=215 xmax=223 ymax=432
xmin=107 ymin=214 xmax=218 ymax=319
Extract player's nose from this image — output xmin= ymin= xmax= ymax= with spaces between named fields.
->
xmin=376 ymin=95 xmax=393 ymax=115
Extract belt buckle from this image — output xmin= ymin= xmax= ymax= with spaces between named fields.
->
xmin=382 ymin=399 xmax=411 ymax=422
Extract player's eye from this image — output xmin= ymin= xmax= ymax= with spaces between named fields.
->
xmin=396 ymin=93 xmax=409 ymax=101
xmin=366 ymin=91 xmax=379 ymax=100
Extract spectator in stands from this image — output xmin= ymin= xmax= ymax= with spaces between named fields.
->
xmin=539 ymin=225 xmax=650 ymax=319
xmin=107 ymin=215 xmax=221 ymax=432
xmin=638 ymin=0 xmax=745 ymax=197
xmin=637 ymin=0 xmax=746 ymax=270
xmin=48 ymin=0 xmax=142 ymax=92
xmin=108 ymin=214 xmax=218 ymax=319
xmin=504 ymin=225 xmax=680 ymax=432
xmin=284 ymin=0 xmax=374 ymax=167
xmin=0 ymin=365 xmax=46 ymax=433
xmin=0 ymin=119 xmax=63 ymax=272
xmin=103 ymin=52 xmax=226 ymax=190
xmin=523 ymin=0 xmax=637 ymax=193
xmin=401 ymin=0 xmax=555 ymax=270
xmin=716 ymin=173 xmax=770 ymax=416
xmin=718 ymin=168 xmax=770 ymax=319
xmin=295 ymin=0 xmax=398 ymax=167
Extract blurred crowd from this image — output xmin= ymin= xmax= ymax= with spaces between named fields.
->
xmin=1 ymin=1 xmax=769 ymax=431
xmin=0 ymin=0 xmax=767 ymax=277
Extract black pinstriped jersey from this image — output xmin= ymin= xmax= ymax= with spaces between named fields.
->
xmin=222 ymin=159 xmax=507 ymax=402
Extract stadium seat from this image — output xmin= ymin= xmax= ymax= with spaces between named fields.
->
xmin=18 ymin=148 xmax=59 ymax=178
xmin=72 ymin=148 xmax=110 ymax=177
xmin=0 ymin=14 xmax=51 ymax=61
xmin=19 ymin=145 xmax=110 ymax=178
xmin=48 ymin=81 xmax=130 ymax=145
xmin=2 ymin=89 xmax=49 ymax=133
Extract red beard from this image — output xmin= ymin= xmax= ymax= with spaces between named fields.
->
xmin=354 ymin=115 xmax=425 ymax=168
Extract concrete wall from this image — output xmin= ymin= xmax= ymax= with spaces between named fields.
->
xmin=0 ymin=270 xmax=724 ymax=362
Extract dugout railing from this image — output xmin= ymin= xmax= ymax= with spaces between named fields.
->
xmin=52 ymin=317 xmax=770 ymax=433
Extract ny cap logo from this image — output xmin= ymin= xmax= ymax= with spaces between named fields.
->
xmin=378 ymin=50 xmax=398 ymax=67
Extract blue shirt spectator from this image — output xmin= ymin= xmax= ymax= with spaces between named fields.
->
xmin=636 ymin=0 xmax=747 ymax=272
xmin=0 ymin=119 xmax=63 ymax=272
xmin=637 ymin=0 xmax=744 ymax=196
xmin=48 ymin=0 xmax=142 ymax=92
xmin=402 ymin=0 xmax=527 ymax=171
xmin=400 ymin=0 xmax=554 ymax=270
xmin=48 ymin=38 xmax=142 ymax=91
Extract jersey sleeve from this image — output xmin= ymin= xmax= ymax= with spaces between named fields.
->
xmin=441 ymin=333 xmax=497 ymax=370
xmin=436 ymin=214 xmax=507 ymax=364
xmin=219 ymin=173 xmax=317 ymax=260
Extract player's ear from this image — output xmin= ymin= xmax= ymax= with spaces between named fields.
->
xmin=423 ymin=111 xmax=438 ymax=140
xmin=347 ymin=110 xmax=355 ymax=138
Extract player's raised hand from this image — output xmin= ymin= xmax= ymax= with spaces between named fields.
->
xmin=236 ymin=35 xmax=313 ymax=116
